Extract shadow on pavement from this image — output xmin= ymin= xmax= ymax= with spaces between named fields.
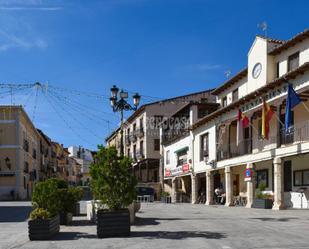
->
xmin=70 ymin=219 xmax=95 ymax=227
xmin=0 ymin=206 xmax=32 ymax=222
xmin=131 ymin=231 xmax=226 ymax=240
xmin=250 ymin=217 xmax=299 ymax=222
xmin=52 ymin=232 xmax=97 ymax=240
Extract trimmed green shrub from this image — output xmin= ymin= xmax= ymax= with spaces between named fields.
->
xmin=90 ymin=146 xmax=137 ymax=210
xmin=256 ymin=182 xmax=272 ymax=199
xmin=161 ymin=191 xmax=170 ymax=197
xmin=30 ymin=208 xmax=51 ymax=220
xmin=31 ymin=179 xmax=61 ymax=218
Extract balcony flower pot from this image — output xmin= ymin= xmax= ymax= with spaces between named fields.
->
xmin=59 ymin=212 xmax=73 ymax=225
xmin=28 ymin=215 xmax=60 ymax=241
xmin=97 ymin=209 xmax=130 ymax=238
xmin=253 ymin=199 xmax=273 ymax=209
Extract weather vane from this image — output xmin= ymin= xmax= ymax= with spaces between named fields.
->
xmin=258 ymin=21 xmax=268 ymax=37
xmin=224 ymin=69 xmax=231 ymax=78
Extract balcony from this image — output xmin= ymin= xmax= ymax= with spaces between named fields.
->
xmin=217 ymin=138 xmax=252 ymax=161
xmin=216 ymin=120 xmax=309 ymax=161
xmin=23 ymin=140 xmax=29 ymax=152
xmin=135 ymin=128 xmax=144 ymax=138
xmin=125 ymin=135 xmax=131 ymax=146
xmin=24 ymin=162 xmax=29 ymax=173
xmin=162 ymin=129 xmax=189 ymax=144
xmin=136 ymin=150 xmax=145 ymax=160
xmin=130 ymin=132 xmax=137 ymax=143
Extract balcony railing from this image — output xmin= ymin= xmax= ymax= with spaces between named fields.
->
xmin=162 ymin=129 xmax=189 ymax=144
xmin=217 ymin=120 xmax=309 ymax=161
xmin=130 ymin=132 xmax=137 ymax=143
xmin=136 ymin=150 xmax=145 ymax=160
xmin=135 ymin=128 xmax=144 ymax=138
xmin=217 ymin=139 xmax=252 ymax=161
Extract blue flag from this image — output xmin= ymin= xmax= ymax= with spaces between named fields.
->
xmin=285 ymin=84 xmax=301 ymax=131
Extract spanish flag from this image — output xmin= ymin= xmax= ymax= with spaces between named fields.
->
xmin=262 ymin=99 xmax=274 ymax=140
xmin=236 ymin=110 xmax=249 ymax=145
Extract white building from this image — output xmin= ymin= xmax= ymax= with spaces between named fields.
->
xmin=163 ymin=28 xmax=309 ymax=209
xmin=68 ymin=146 xmax=93 ymax=185
xmin=106 ymin=90 xmax=216 ymax=199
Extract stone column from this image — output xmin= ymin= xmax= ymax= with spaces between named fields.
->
xmin=246 ymin=163 xmax=255 ymax=208
xmin=171 ymin=177 xmax=177 ymax=203
xmin=273 ymin=157 xmax=284 ymax=210
xmin=205 ymin=170 xmax=214 ymax=205
xmin=225 ymin=166 xmax=233 ymax=206
xmin=191 ymin=174 xmax=198 ymax=204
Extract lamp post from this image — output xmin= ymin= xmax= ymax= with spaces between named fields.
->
xmin=110 ymin=85 xmax=141 ymax=157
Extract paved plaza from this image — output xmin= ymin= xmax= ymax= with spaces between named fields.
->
xmin=0 ymin=201 xmax=309 ymax=249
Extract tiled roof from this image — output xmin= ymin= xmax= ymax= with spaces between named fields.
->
xmin=211 ymin=68 xmax=248 ymax=95
xmin=268 ymin=28 xmax=309 ymax=55
xmin=192 ymin=62 xmax=309 ymax=130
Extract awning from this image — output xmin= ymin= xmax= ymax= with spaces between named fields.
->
xmin=174 ymin=146 xmax=189 ymax=154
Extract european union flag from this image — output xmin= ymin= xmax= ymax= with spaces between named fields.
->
xmin=285 ymin=84 xmax=301 ymax=132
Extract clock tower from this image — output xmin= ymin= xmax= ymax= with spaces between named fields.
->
xmin=247 ymin=36 xmax=278 ymax=94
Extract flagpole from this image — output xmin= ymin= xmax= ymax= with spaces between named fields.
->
xmin=273 ymin=112 xmax=284 ymax=127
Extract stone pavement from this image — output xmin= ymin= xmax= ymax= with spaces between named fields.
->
xmin=1 ymin=201 xmax=309 ymax=249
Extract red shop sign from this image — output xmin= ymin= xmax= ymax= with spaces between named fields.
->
xmin=165 ymin=169 xmax=171 ymax=177
xmin=182 ymin=164 xmax=190 ymax=172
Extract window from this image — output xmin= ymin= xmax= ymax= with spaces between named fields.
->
xmin=256 ymin=169 xmax=269 ymax=188
xmin=276 ymin=62 xmax=280 ymax=78
xmin=32 ymin=149 xmax=37 ymax=159
xmin=294 ymin=170 xmax=309 ymax=186
xmin=200 ymin=133 xmax=209 ymax=161
xmin=222 ymin=96 xmax=227 ymax=107
xmin=232 ymin=89 xmax=239 ymax=102
xmin=133 ymin=145 xmax=136 ymax=160
xmin=166 ymin=150 xmax=170 ymax=164
xmin=177 ymin=149 xmax=188 ymax=166
xmin=153 ymin=115 xmax=163 ymax=129
xmin=288 ymin=52 xmax=299 ymax=72
xmin=154 ymin=139 xmax=160 ymax=151
xmin=127 ymin=148 xmax=131 ymax=158
xmin=140 ymin=140 xmax=144 ymax=156
xmin=139 ymin=118 xmax=144 ymax=131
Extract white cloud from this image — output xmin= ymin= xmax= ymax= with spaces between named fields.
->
xmin=185 ymin=63 xmax=221 ymax=72
xmin=0 ymin=29 xmax=48 ymax=52
xmin=0 ymin=0 xmax=62 ymax=11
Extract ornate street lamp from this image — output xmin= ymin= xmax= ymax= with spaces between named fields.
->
xmin=110 ymin=85 xmax=141 ymax=156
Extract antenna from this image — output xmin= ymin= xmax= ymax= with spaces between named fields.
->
xmin=224 ymin=69 xmax=231 ymax=78
xmin=258 ymin=21 xmax=268 ymax=37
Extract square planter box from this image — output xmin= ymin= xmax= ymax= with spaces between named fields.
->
xmin=161 ymin=196 xmax=171 ymax=203
xmin=97 ymin=209 xmax=130 ymax=238
xmin=28 ymin=215 xmax=60 ymax=241
xmin=60 ymin=212 xmax=73 ymax=225
xmin=73 ymin=202 xmax=80 ymax=216
xmin=253 ymin=199 xmax=273 ymax=209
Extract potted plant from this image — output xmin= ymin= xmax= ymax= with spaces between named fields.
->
xmin=161 ymin=191 xmax=171 ymax=203
xmin=51 ymin=179 xmax=82 ymax=225
xmin=70 ymin=187 xmax=84 ymax=216
xmin=253 ymin=183 xmax=273 ymax=209
xmin=90 ymin=146 xmax=137 ymax=238
xmin=28 ymin=179 xmax=61 ymax=240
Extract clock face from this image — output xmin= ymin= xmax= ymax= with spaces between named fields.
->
xmin=252 ymin=63 xmax=262 ymax=79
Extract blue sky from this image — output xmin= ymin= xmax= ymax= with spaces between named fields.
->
xmin=0 ymin=0 xmax=308 ymax=150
